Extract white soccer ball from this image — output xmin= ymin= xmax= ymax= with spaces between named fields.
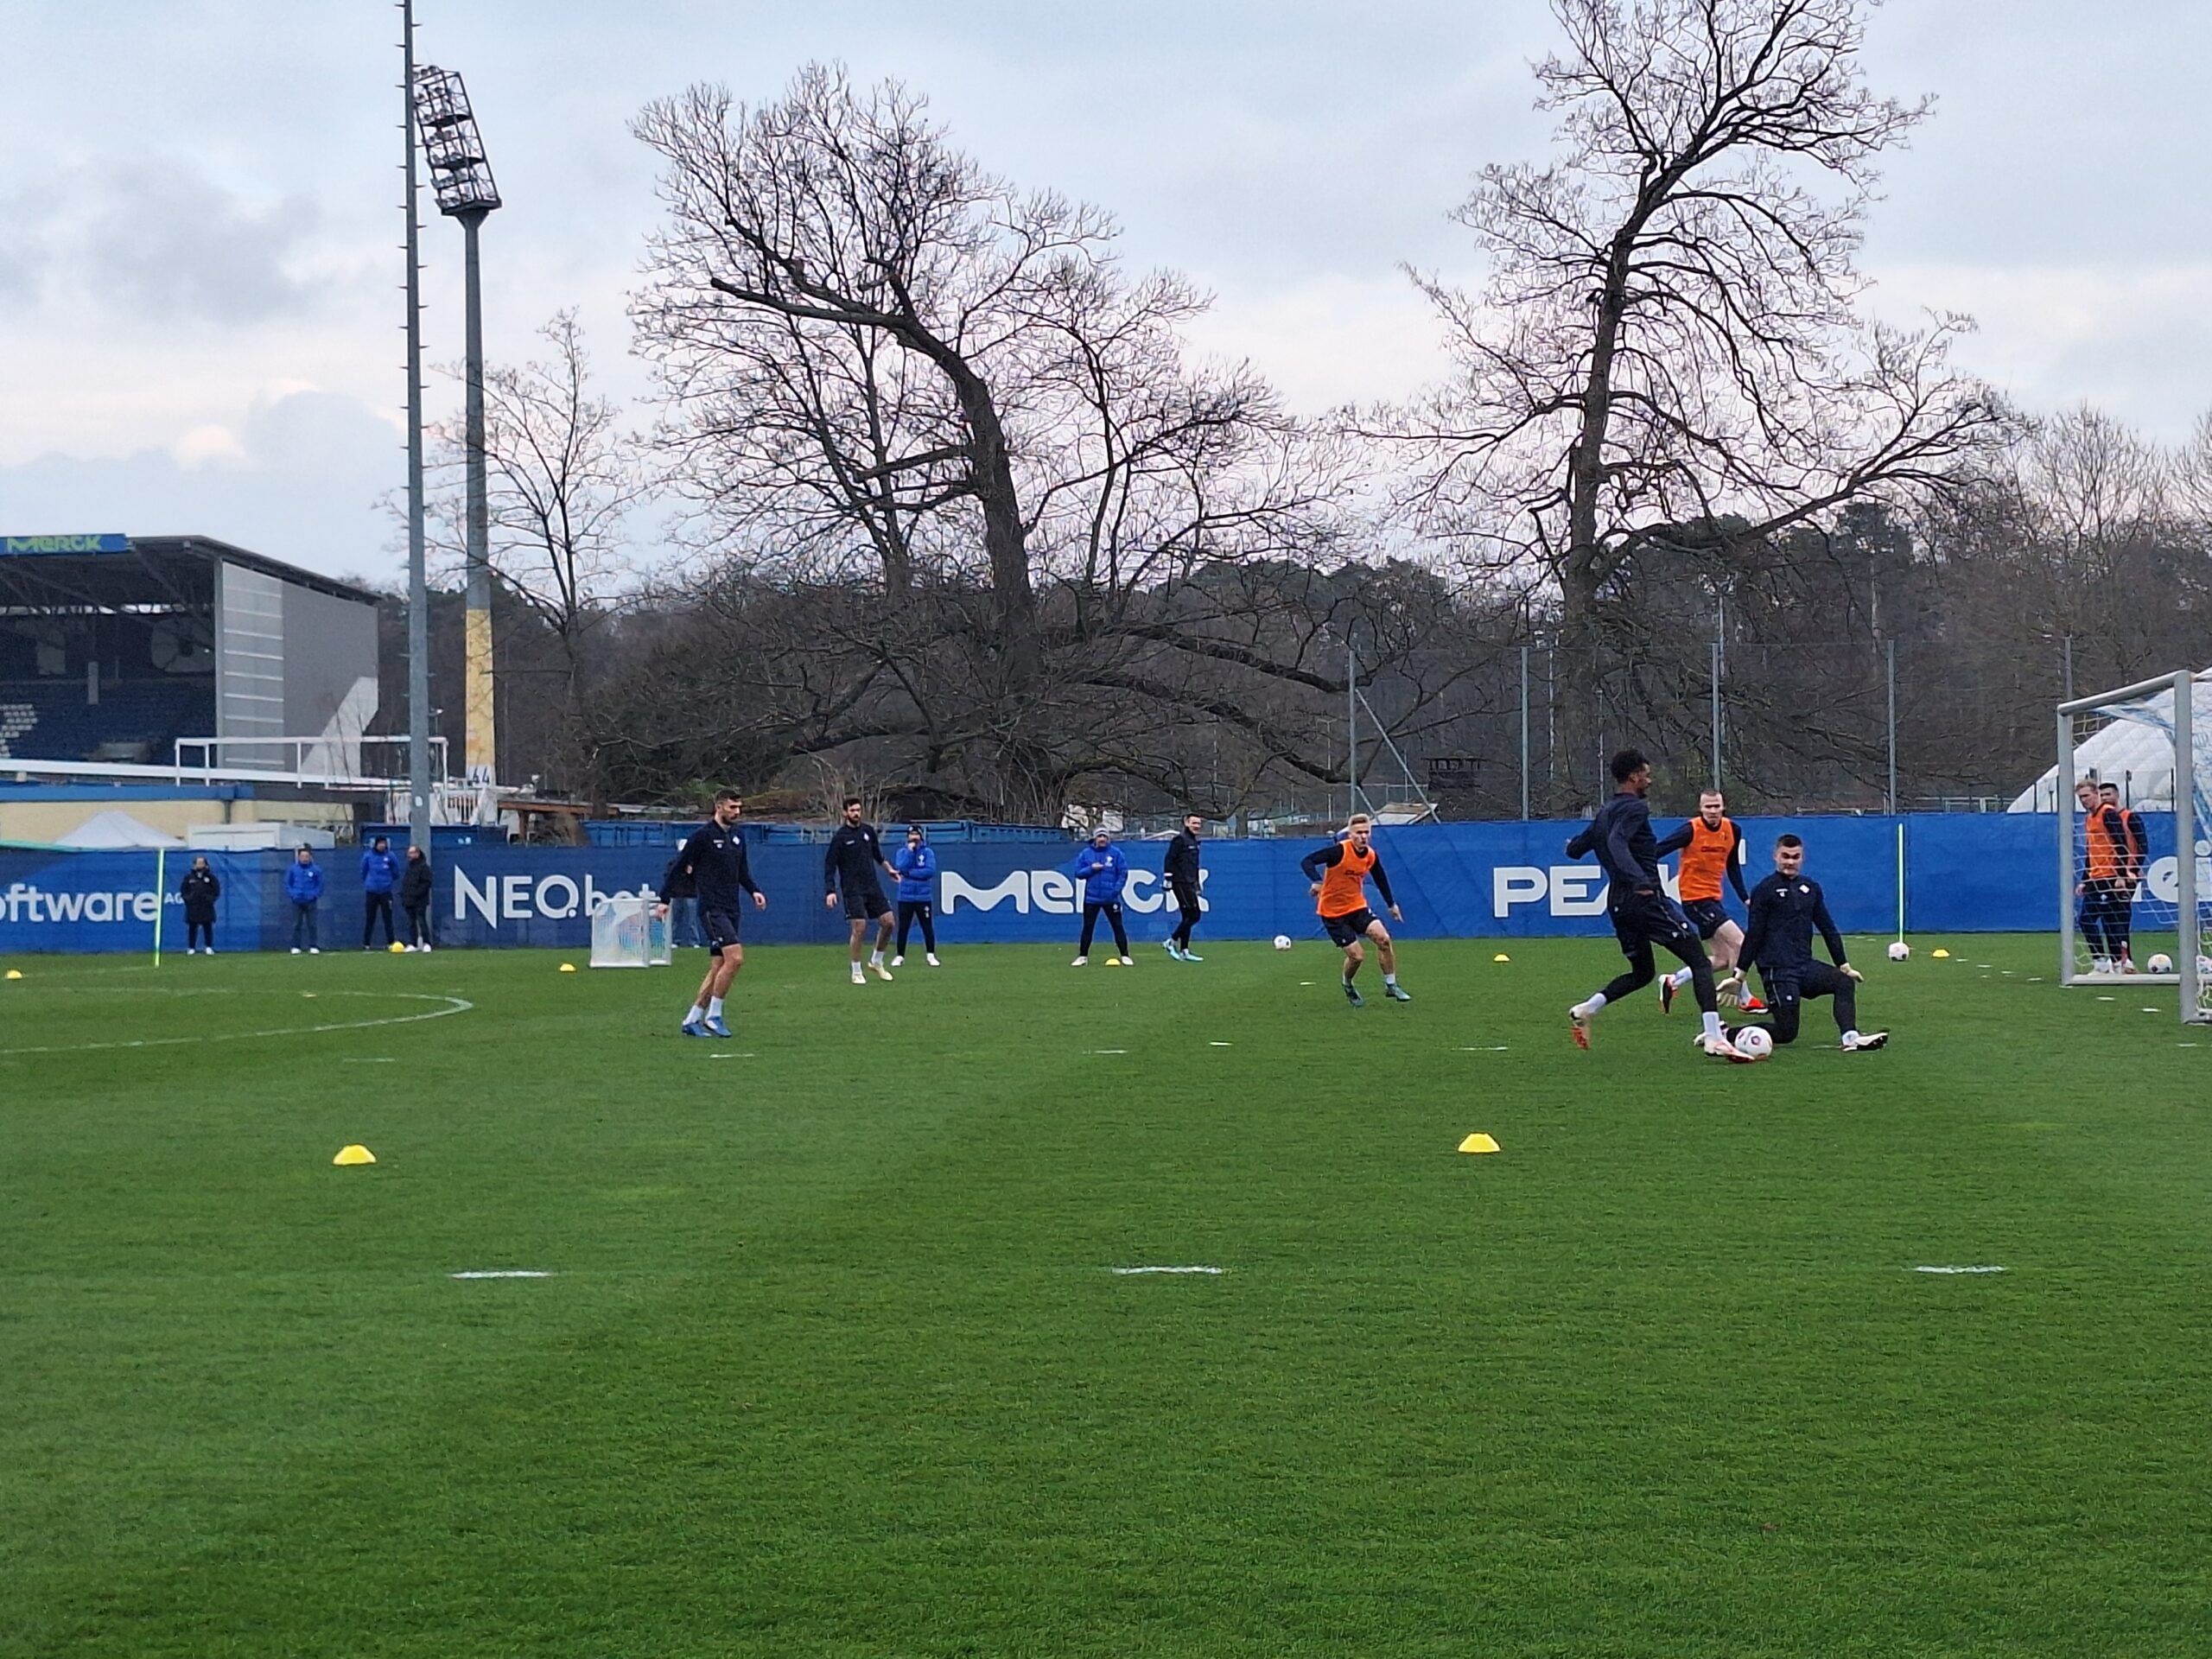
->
xmin=2199 ymin=956 xmax=2212 ymax=982
xmin=2147 ymin=952 xmax=2175 ymax=975
xmin=1732 ymin=1026 xmax=1774 ymax=1060
xmin=1887 ymin=941 xmax=1910 ymax=961
xmin=1272 ymin=934 xmax=1293 ymax=951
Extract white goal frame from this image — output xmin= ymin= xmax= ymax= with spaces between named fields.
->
xmin=2056 ymin=669 xmax=2205 ymax=1022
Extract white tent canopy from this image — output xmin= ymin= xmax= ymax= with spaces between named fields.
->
xmin=2010 ymin=671 xmax=2212 ymax=813
xmin=55 ymin=810 xmax=188 ymax=849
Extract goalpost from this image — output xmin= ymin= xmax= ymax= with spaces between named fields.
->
xmin=2056 ymin=669 xmax=2210 ymax=1022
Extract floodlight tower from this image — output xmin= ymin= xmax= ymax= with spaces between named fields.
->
xmin=399 ymin=0 xmax=431 ymax=849
xmin=411 ymin=61 xmax=503 ymax=793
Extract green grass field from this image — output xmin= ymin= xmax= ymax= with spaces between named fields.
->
xmin=6 ymin=935 xmax=2210 ymax=1657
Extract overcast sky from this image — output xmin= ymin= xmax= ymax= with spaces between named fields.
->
xmin=3 ymin=0 xmax=2206 ymax=586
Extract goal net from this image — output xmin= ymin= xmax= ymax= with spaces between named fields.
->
xmin=590 ymin=894 xmax=672 ymax=969
xmin=2055 ymin=669 xmax=2210 ymax=1021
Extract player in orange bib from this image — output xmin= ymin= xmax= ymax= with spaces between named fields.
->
xmin=1653 ymin=790 xmax=1766 ymax=1014
xmin=1298 ymin=813 xmax=1410 ymax=1007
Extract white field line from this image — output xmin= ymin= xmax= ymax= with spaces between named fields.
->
xmin=1110 ymin=1266 xmax=1225 ymax=1275
xmin=0 ymin=992 xmax=474 ymax=1056
xmin=450 ymin=1270 xmax=550 ymax=1280
xmin=1913 ymin=1265 xmax=2006 ymax=1274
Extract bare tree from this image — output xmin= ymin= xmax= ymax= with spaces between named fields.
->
xmin=1388 ymin=0 xmax=2003 ymax=808
xmin=427 ymin=309 xmax=649 ymax=796
xmin=629 ymin=66 xmax=1382 ymax=818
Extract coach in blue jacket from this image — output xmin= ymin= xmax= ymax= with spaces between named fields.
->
xmin=360 ymin=836 xmax=401 ymax=950
xmin=890 ymin=826 xmax=941 ymax=967
xmin=1071 ymin=830 xmax=1131 ymax=965
xmin=284 ymin=845 xmax=325 ymax=954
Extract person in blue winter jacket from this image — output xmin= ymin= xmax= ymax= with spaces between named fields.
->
xmin=359 ymin=836 xmax=401 ymax=950
xmin=1071 ymin=829 xmax=1131 ymax=965
xmin=890 ymin=826 xmax=941 ymax=968
xmin=284 ymin=844 xmax=325 ymax=954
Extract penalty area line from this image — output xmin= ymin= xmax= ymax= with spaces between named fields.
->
xmin=0 ymin=992 xmax=474 ymax=1057
xmin=1109 ymin=1265 xmax=1225 ymax=1275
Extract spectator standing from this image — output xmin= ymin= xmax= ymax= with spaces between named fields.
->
xmin=891 ymin=826 xmax=940 ymax=967
xmin=179 ymin=855 xmax=220 ymax=955
xmin=1071 ymin=830 xmax=1133 ymax=966
xmin=360 ymin=836 xmax=401 ymax=950
xmin=398 ymin=843 xmax=435 ymax=951
xmin=660 ymin=844 xmax=702 ymax=949
xmin=285 ymin=845 xmax=324 ymax=955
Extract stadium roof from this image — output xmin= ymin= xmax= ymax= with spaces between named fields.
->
xmin=0 ymin=534 xmax=385 ymax=610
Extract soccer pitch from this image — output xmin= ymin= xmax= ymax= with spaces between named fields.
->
xmin=6 ymin=938 xmax=2209 ymax=1656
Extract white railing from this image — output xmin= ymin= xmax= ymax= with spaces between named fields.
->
xmin=174 ymin=734 xmax=448 ymax=788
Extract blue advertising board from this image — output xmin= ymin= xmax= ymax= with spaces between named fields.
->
xmin=2 ymin=813 xmax=2201 ymax=956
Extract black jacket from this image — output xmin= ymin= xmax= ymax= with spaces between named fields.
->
xmin=658 ymin=850 xmax=696 ymax=900
xmin=1164 ymin=829 xmax=1202 ymax=890
xmin=180 ymin=867 xmax=220 ymax=919
xmin=398 ymin=859 xmax=433 ymax=908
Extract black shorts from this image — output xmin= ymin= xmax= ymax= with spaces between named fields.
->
xmin=1611 ymin=893 xmax=1695 ymax=956
xmin=1681 ymin=898 xmax=1732 ymax=941
xmin=843 ymin=882 xmax=890 ymax=921
xmin=702 ymin=907 xmax=743 ymax=953
xmin=1324 ymin=908 xmax=1378 ymax=948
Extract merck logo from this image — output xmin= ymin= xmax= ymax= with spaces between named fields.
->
xmin=942 ymin=868 xmax=1208 ymax=916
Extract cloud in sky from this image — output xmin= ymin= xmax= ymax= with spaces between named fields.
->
xmin=3 ymin=0 xmax=2209 ymax=582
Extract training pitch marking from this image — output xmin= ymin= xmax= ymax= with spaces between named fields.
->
xmin=1110 ymin=1266 xmax=1225 ymax=1275
xmin=450 ymin=1270 xmax=551 ymax=1280
xmin=1089 ymin=1048 xmax=1129 ymax=1055
xmin=1913 ymin=1265 xmax=2006 ymax=1274
xmin=0 ymin=991 xmax=474 ymax=1056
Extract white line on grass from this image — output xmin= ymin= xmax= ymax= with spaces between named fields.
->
xmin=1913 ymin=1265 xmax=2006 ymax=1274
xmin=1208 ymin=1041 xmax=1233 ymax=1047
xmin=450 ymin=1270 xmax=550 ymax=1280
xmin=1109 ymin=1266 xmax=1224 ymax=1275
xmin=1089 ymin=1048 xmax=1129 ymax=1055
xmin=1458 ymin=1046 xmax=1510 ymax=1052
xmin=0 ymin=992 xmax=474 ymax=1056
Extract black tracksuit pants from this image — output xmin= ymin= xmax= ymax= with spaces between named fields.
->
xmin=896 ymin=900 xmax=936 ymax=955
xmin=1745 ymin=960 xmax=1856 ymax=1045
xmin=363 ymin=893 xmax=396 ymax=946
xmin=1170 ymin=880 xmax=1202 ymax=948
xmin=1078 ymin=902 xmax=1129 ymax=957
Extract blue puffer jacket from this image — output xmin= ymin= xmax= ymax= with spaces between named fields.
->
xmin=892 ymin=842 xmax=938 ymax=903
xmin=360 ymin=849 xmax=400 ymax=894
xmin=284 ymin=859 xmax=325 ymax=904
xmin=1073 ymin=842 xmax=1128 ymax=905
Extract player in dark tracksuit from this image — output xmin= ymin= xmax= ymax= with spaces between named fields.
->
xmin=1566 ymin=748 xmax=1741 ymax=1058
xmin=1734 ymin=833 xmax=1888 ymax=1052
xmin=824 ymin=797 xmax=900 ymax=983
xmin=656 ymin=790 xmax=766 ymax=1038
xmin=1163 ymin=814 xmax=1205 ymax=961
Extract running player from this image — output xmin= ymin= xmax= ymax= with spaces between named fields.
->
xmin=1298 ymin=813 xmax=1410 ymax=1007
xmin=1654 ymin=789 xmax=1766 ymax=1014
xmin=657 ymin=789 xmax=767 ymax=1038
xmin=1732 ymin=833 xmax=1887 ymax=1052
xmin=824 ymin=796 xmax=900 ymax=984
xmin=1565 ymin=750 xmax=1743 ymax=1058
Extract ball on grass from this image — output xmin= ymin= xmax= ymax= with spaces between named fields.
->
xmin=1732 ymin=1026 xmax=1774 ymax=1060
xmin=2147 ymin=953 xmax=2175 ymax=974
xmin=1887 ymin=941 xmax=1910 ymax=961
xmin=1272 ymin=935 xmax=1293 ymax=951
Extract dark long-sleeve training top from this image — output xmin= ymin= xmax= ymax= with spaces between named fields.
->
xmin=664 ymin=822 xmax=760 ymax=912
xmin=1738 ymin=871 xmax=1849 ymax=975
xmin=823 ymin=822 xmax=890 ymax=893
xmin=1565 ymin=791 xmax=1661 ymax=899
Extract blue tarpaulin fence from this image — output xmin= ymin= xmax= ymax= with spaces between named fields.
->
xmin=0 ymin=814 xmax=2197 ymax=954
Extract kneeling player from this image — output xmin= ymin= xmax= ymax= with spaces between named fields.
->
xmin=1300 ymin=813 xmax=1410 ymax=1007
xmin=1732 ymin=833 xmax=1886 ymax=1052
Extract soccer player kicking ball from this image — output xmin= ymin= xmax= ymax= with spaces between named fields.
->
xmin=824 ymin=796 xmax=901 ymax=984
xmin=1653 ymin=789 xmax=1767 ymax=1015
xmin=657 ymin=789 xmax=767 ymax=1039
xmin=1566 ymin=750 xmax=1743 ymax=1059
xmin=1731 ymin=833 xmax=1887 ymax=1052
xmin=1299 ymin=812 xmax=1410 ymax=1007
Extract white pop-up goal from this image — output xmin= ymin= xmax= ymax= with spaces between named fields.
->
xmin=2056 ymin=669 xmax=2209 ymax=1022
xmin=589 ymin=894 xmax=672 ymax=968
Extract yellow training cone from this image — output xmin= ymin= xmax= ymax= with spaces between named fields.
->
xmin=3 ymin=969 xmax=21 ymax=980
xmin=1103 ymin=957 xmax=1122 ymax=967
xmin=333 ymin=1144 xmax=377 ymax=1166
xmin=1458 ymin=1133 xmax=1501 ymax=1154
xmin=388 ymin=941 xmax=408 ymax=954
xmin=559 ymin=963 xmax=577 ymax=973
xmin=1492 ymin=953 xmax=1511 ymax=963
xmin=1931 ymin=948 xmax=1951 ymax=959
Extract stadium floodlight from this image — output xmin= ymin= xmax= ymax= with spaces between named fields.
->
xmin=411 ymin=62 xmax=502 ymax=794
xmin=2056 ymin=668 xmax=2211 ymax=1022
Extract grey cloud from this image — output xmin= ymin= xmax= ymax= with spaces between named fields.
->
xmin=78 ymin=156 xmax=325 ymax=325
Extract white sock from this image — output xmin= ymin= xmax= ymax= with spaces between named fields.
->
xmin=708 ymin=997 xmax=725 ymax=1020
xmin=868 ymin=951 xmax=882 ymax=966
xmin=1581 ymin=992 xmax=1607 ymax=1015
xmin=1702 ymin=1011 xmax=1723 ymax=1040
xmin=1383 ymin=972 xmax=1398 ymax=986
xmin=1672 ymin=966 xmax=1694 ymax=988
xmin=1842 ymin=1028 xmax=1859 ymax=1044
xmin=684 ymin=1003 xmax=705 ymax=1027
